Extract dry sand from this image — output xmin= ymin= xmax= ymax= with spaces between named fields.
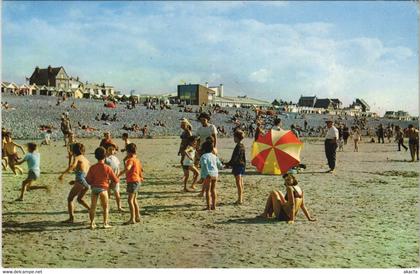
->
xmin=2 ymin=137 xmax=419 ymax=268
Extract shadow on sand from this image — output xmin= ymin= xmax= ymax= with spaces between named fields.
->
xmin=2 ymin=220 xmax=87 ymax=233
xmin=215 ymin=217 xmax=281 ymax=225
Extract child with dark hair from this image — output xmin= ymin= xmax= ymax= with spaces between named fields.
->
xmin=121 ymin=133 xmax=131 ymax=153
xmin=59 ymin=142 xmax=91 ymax=223
xmin=118 ymin=143 xmax=144 ymax=225
xmin=105 ymin=145 xmax=124 ymax=211
xmin=225 ymin=130 xmax=246 ymax=205
xmin=3 ymin=132 xmax=25 ymax=175
xmin=200 ymin=139 xmax=223 ymax=210
xmin=15 ymin=143 xmax=48 ymax=201
xmin=86 ymin=147 xmax=119 ymax=229
xmin=182 ymin=136 xmax=200 ymax=191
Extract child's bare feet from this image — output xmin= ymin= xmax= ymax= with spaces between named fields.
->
xmin=117 ymin=207 xmax=126 ymax=212
xmin=190 ymin=184 xmax=196 ymax=190
xmin=15 ymin=197 xmax=23 ymax=201
xmin=103 ymin=223 xmax=112 ymax=229
xmin=123 ymin=220 xmax=136 ymax=225
xmin=234 ymin=200 xmax=243 ymax=205
xmin=135 ymin=216 xmax=141 ymax=223
xmin=62 ymin=218 xmax=74 ymax=223
xmin=198 ymin=192 xmax=204 ymax=197
xmin=211 ymin=205 xmax=216 ymax=210
xmin=89 ymin=223 xmax=97 ymax=230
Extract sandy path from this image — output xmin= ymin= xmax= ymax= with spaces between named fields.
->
xmin=2 ymin=137 xmax=418 ymax=268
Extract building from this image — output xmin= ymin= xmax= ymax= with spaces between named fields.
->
xmin=383 ymin=110 xmax=411 ymax=120
xmin=297 ymin=95 xmax=317 ymax=107
xmin=29 ymin=66 xmax=70 ymax=89
xmin=83 ymin=82 xmax=115 ymax=98
xmin=177 ymin=84 xmax=215 ymax=105
xmin=213 ymin=95 xmax=271 ymax=108
xmin=354 ymin=98 xmax=370 ymax=112
xmin=207 ymin=83 xmax=224 ymax=97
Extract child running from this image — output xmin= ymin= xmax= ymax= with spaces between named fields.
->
xmin=225 ymin=130 xmax=246 ymax=205
xmin=118 ymin=143 xmax=144 ymax=225
xmin=200 ymin=139 xmax=223 ymax=210
xmin=15 ymin=143 xmax=48 ymax=201
xmin=86 ymin=147 xmax=119 ymax=229
xmin=182 ymin=136 xmax=200 ymax=192
xmin=105 ymin=145 xmax=124 ymax=211
xmin=3 ymin=132 xmax=25 ymax=175
xmin=58 ymin=143 xmax=91 ymax=223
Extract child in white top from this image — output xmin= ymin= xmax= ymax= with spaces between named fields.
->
xmin=182 ymin=136 xmax=199 ymax=192
xmin=105 ymin=145 xmax=124 ymax=211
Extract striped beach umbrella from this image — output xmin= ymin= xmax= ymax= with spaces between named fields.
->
xmin=251 ymin=129 xmax=303 ymax=175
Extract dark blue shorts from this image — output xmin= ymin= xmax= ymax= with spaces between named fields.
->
xmin=232 ymin=166 xmax=245 ymax=176
xmin=127 ymin=182 xmax=140 ymax=194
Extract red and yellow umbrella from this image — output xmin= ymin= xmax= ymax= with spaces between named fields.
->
xmin=251 ymin=129 xmax=303 ymax=175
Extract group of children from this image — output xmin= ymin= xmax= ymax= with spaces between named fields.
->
xmin=5 ymin=129 xmax=144 ymax=229
xmin=180 ymin=129 xmax=247 ymax=210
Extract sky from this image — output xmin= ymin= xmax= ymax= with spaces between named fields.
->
xmin=1 ymin=1 xmax=418 ymax=115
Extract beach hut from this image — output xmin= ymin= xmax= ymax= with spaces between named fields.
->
xmin=47 ymin=86 xmax=57 ymax=96
xmin=39 ymin=85 xmax=49 ymax=95
xmin=29 ymin=84 xmax=40 ymax=95
xmin=5 ymin=82 xmax=19 ymax=94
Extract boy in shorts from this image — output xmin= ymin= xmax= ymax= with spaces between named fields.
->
xmin=225 ymin=130 xmax=246 ymax=205
xmin=86 ymin=147 xmax=119 ymax=229
xmin=15 ymin=143 xmax=48 ymax=201
xmin=118 ymin=143 xmax=144 ymax=225
xmin=105 ymin=145 xmax=124 ymax=211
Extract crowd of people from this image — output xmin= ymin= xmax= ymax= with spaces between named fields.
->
xmin=2 ymin=94 xmax=419 ymax=227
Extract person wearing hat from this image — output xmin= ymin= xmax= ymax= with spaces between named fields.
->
xmin=196 ymin=112 xmax=217 ymax=149
xmin=325 ymin=120 xmax=339 ymax=173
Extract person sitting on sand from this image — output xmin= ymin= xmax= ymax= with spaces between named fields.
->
xmin=118 ymin=143 xmax=144 ymax=225
xmin=15 ymin=143 xmax=48 ymax=201
xmin=258 ymin=174 xmax=316 ymax=224
xmin=86 ymin=147 xmax=120 ymax=229
xmin=3 ymin=132 xmax=25 ymax=175
xmin=59 ymin=143 xmax=91 ymax=223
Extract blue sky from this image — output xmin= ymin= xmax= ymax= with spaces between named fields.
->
xmin=2 ymin=1 xmax=418 ymax=115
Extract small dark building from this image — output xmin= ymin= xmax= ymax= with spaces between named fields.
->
xmin=298 ymin=96 xmax=317 ymax=107
xmin=177 ymin=84 xmax=215 ymax=105
xmin=331 ymin=98 xmax=342 ymax=109
xmin=314 ymin=98 xmax=334 ymax=109
xmin=355 ymin=98 xmax=370 ymax=112
xmin=29 ymin=66 xmax=70 ymax=89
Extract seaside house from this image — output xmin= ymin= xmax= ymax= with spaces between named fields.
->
xmin=353 ymin=98 xmax=370 ymax=112
xmin=213 ymin=95 xmax=271 ymax=108
xmin=29 ymin=66 xmax=70 ymax=90
xmin=83 ymin=82 xmax=115 ymax=98
xmin=177 ymin=83 xmax=215 ymax=105
xmin=384 ymin=110 xmax=411 ymax=121
xmin=298 ymin=95 xmax=317 ymax=108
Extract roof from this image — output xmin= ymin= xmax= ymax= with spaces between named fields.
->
xmin=29 ymin=66 xmax=68 ymax=86
xmin=331 ymin=98 xmax=342 ymax=104
xmin=356 ymin=98 xmax=370 ymax=108
xmin=314 ymin=98 xmax=333 ymax=109
xmin=298 ymin=95 xmax=317 ymax=107
xmin=214 ymin=96 xmax=270 ymax=106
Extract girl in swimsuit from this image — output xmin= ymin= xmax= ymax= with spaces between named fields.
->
xmin=258 ymin=174 xmax=316 ymax=224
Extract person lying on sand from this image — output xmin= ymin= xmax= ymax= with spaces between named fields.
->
xmin=59 ymin=143 xmax=91 ymax=223
xmin=258 ymin=174 xmax=316 ymax=224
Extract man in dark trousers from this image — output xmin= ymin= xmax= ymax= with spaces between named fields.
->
xmin=325 ymin=120 xmax=339 ymax=173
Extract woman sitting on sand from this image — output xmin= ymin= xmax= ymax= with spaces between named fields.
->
xmin=258 ymin=174 xmax=316 ymax=224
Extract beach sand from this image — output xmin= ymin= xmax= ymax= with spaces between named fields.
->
xmin=2 ymin=137 xmax=419 ymax=268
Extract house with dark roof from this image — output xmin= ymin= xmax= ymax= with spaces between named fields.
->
xmin=297 ymin=96 xmax=317 ymax=107
xmin=355 ymin=98 xmax=370 ymax=112
xmin=29 ymin=65 xmax=70 ymax=89
xmin=331 ymin=98 xmax=342 ymax=109
xmin=314 ymin=98 xmax=335 ymax=109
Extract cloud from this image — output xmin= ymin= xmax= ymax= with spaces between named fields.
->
xmin=249 ymin=69 xmax=272 ymax=83
xmin=1 ymin=2 xmax=418 ymax=115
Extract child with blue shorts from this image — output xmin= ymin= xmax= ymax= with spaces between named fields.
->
xmin=225 ymin=130 xmax=246 ymax=205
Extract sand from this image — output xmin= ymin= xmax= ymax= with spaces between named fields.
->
xmin=1 ymin=137 xmax=419 ymax=268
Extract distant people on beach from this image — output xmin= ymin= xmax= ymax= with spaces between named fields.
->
xmin=324 ymin=120 xmax=338 ymax=173
xmin=376 ymin=124 xmax=385 ymax=144
xmin=351 ymin=126 xmax=361 ymax=152
xmin=395 ymin=126 xmax=408 ymax=152
xmin=258 ymin=174 xmax=316 ymax=224
xmin=100 ymin=132 xmax=119 ymax=151
xmin=406 ymin=124 xmax=419 ymax=162
xmin=60 ymin=116 xmax=72 ymax=147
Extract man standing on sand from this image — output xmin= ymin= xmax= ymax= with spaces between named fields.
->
xmin=325 ymin=120 xmax=339 ymax=173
